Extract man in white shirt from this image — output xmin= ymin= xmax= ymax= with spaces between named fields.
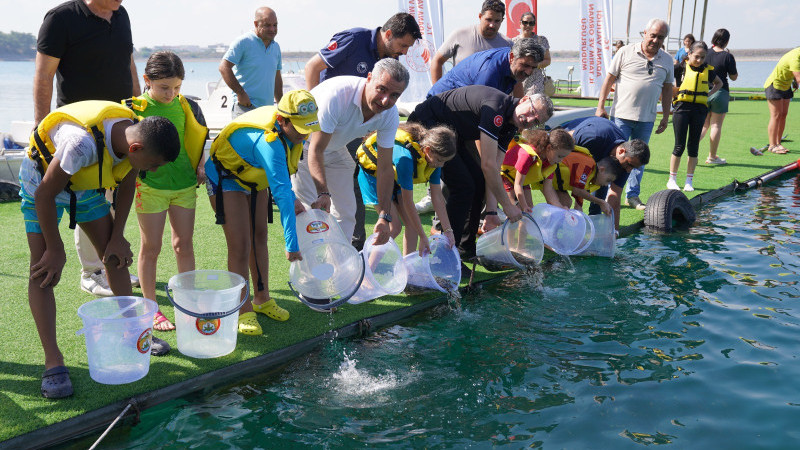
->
xmin=292 ymin=58 xmax=409 ymax=245
xmin=595 ymin=18 xmax=674 ymax=211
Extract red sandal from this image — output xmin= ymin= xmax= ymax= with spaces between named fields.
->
xmin=153 ymin=310 xmax=175 ymax=331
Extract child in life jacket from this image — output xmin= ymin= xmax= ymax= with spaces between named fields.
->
xmin=356 ymin=123 xmax=457 ymax=255
xmin=124 ymin=51 xmax=208 ymax=333
xmin=205 ymin=90 xmax=320 ymax=336
xmin=669 ymin=41 xmax=722 ymax=192
xmin=549 ymin=152 xmax=621 ymax=215
xmin=22 ymin=102 xmax=179 ymax=398
xmin=500 ymin=128 xmax=574 ymax=214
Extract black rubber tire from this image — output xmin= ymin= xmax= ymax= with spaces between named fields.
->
xmin=643 ymin=189 xmax=696 ymax=232
xmin=0 ymin=181 xmax=20 ymax=203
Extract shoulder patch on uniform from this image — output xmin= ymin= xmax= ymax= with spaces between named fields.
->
xmin=493 ymin=115 xmax=503 ymax=127
xmin=327 ymin=41 xmax=338 ymax=51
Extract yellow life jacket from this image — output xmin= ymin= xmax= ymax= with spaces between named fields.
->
xmin=552 ymin=145 xmax=600 ymax=192
xmin=209 ymin=106 xmax=303 ymax=191
xmin=356 ymin=129 xmax=435 ymax=185
xmin=675 ymin=63 xmax=714 ymax=105
xmin=28 ymin=100 xmax=137 ymax=192
xmin=123 ymin=94 xmax=208 ymax=169
xmin=500 ymin=139 xmax=558 ymax=189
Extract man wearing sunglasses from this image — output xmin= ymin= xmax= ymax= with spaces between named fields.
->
xmin=407 ymin=85 xmax=553 ymax=261
xmin=594 ymin=18 xmax=673 ymax=211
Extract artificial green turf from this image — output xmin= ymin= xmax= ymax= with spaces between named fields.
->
xmin=1 ymin=97 xmax=798 ymax=442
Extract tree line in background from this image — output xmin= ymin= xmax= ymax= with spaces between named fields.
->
xmin=0 ymin=31 xmax=36 ymax=60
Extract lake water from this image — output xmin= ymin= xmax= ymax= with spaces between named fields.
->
xmin=67 ymin=174 xmax=800 ymax=448
xmin=0 ymin=58 xmax=780 ymax=137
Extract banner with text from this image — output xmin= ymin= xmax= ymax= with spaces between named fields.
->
xmin=504 ymin=0 xmax=537 ymax=39
xmin=579 ymin=0 xmax=613 ymax=98
xmin=398 ymin=0 xmax=444 ymax=102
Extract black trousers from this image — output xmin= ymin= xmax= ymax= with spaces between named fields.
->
xmin=672 ymin=103 xmax=708 ymax=158
xmin=346 ymin=138 xmax=366 ymax=250
xmin=441 ymin=141 xmax=485 ymax=259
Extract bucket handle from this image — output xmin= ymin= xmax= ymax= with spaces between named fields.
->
xmin=165 ymin=278 xmax=249 ymax=319
xmin=288 ymin=252 xmax=366 ymax=310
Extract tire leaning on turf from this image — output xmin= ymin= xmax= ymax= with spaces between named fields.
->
xmin=643 ymin=189 xmax=696 ymax=232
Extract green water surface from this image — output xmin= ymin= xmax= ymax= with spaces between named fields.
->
xmin=71 ymin=176 xmax=800 ymax=448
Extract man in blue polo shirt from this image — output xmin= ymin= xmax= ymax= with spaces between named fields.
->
xmin=220 ymin=7 xmax=283 ymax=118
xmin=562 ymin=117 xmax=651 ymax=230
xmin=304 ymin=13 xmax=422 ymax=89
xmin=427 ymin=38 xmax=544 ymax=98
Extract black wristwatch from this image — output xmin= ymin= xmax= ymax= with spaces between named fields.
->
xmin=379 ymin=212 xmax=392 ymax=223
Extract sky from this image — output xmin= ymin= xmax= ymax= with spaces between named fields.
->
xmin=0 ymin=0 xmax=797 ymax=52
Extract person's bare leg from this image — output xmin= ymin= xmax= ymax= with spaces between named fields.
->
xmin=247 ymin=190 xmax=272 ymax=307
xmin=27 ymin=232 xmax=63 ymax=370
xmin=137 ymin=211 xmax=167 ymax=302
xmin=767 ymin=99 xmax=783 ymax=148
xmin=167 ymin=205 xmax=196 ymax=273
xmin=707 ymin=112 xmax=726 ymax=159
xmin=80 ymin=214 xmax=132 ymax=296
xmin=209 ymin=191 xmax=253 ymax=314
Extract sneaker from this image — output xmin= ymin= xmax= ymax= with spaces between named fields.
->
xmin=130 ymin=274 xmax=140 ymax=288
xmin=666 ymin=179 xmax=680 ymax=190
xmin=150 ymin=336 xmax=171 ymax=356
xmin=415 ymin=195 xmax=434 ymax=214
xmin=626 ymin=196 xmax=646 ymax=211
xmin=706 ymin=156 xmax=727 ymax=165
xmin=81 ymin=270 xmax=113 ymax=296
xmin=683 ymin=184 xmax=695 ymax=192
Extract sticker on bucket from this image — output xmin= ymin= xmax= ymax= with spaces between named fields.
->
xmin=137 ymin=328 xmax=153 ymax=354
xmin=196 ymin=318 xmax=222 ymax=335
xmin=307 ymin=221 xmax=329 ymax=234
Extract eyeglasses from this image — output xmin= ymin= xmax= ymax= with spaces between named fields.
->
xmin=521 ymin=20 xmax=535 ymax=26
xmin=646 ymin=60 xmax=653 ymax=75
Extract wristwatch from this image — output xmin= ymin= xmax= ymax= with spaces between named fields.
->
xmin=378 ymin=212 xmax=392 ymax=223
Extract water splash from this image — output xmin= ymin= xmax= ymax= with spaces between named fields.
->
xmin=330 ymin=352 xmax=409 ymax=400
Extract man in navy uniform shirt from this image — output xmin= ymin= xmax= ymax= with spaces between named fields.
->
xmin=427 ymin=39 xmax=544 ymax=98
xmin=407 ymin=86 xmax=553 ymax=259
xmin=304 ymin=13 xmax=422 ymax=89
xmin=561 ymin=117 xmax=650 ymax=230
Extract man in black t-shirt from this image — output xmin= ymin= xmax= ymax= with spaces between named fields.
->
xmin=408 ymin=85 xmax=553 ymax=258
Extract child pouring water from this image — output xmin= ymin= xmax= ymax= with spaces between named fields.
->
xmin=124 ymin=51 xmax=209 ymax=332
xmin=500 ymin=128 xmax=574 ymax=214
xmin=668 ymin=41 xmax=722 ymax=192
xmin=356 ymin=123 xmax=457 ymax=255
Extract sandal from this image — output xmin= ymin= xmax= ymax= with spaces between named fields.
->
xmin=252 ymin=298 xmax=290 ymax=321
xmin=41 ymin=366 xmax=73 ymax=399
xmin=238 ymin=311 xmax=262 ymax=335
xmin=769 ymin=145 xmax=789 ymax=154
xmin=153 ymin=310 xmax=175 ymax=331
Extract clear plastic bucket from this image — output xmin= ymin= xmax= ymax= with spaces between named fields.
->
xmin=166 ymin=270 xmax=247 ymax=359
xmin=579 ymin=212 xmax=616 ymax=257
xmin=76 ymin=297 xmax=157 ymax=385
xmin=349 ymin=233 xmax=408 ymax=304
xmin=530 ymin=204 xmax=595 ymax=255
xmin=289 ymin=209 xmax=364 ymax=310
xmin=476 ymin=214 xmax=545 ymax=271
xmin=403 ymin=234 xmax=461 ymax=293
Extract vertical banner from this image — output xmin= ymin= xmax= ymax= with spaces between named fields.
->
xmin=579 ymin=0 xmax=613 ymax=98
xmin=504 ymin=0 xmax=537 ymax=39
xmin=398 ymin=0 xmax=444 ymax=102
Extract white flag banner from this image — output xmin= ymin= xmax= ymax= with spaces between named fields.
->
xmin=397 ymin=0 xmax=444 ymax=102
xmin=579 ymin=0 xmax=613 ymax=98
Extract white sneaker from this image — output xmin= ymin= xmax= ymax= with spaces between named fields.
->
xmin=81 ymin=270 xmax=113 ymax=296
xmin=683 ymin=184 xmax=695 ymax=192
xmin=130 ymin=274 xmax=140 ymax=288
xmin=666 ymin=179 xmax=680 ymax=190
xmin=415 ymin=195 xmax=434 ymax=214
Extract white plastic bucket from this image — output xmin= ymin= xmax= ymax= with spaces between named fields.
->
xmin=289 ymin=209 xmax=365 ymax=310
xmin=579 ymin=212 xmax=616 ymax=257
xmin=530 ymin=204 xmax=595 ymax=255
xmin=404 ymin=234 xmax=461 ymax=293
xmin=76 ymin=297 xmax=157 ymax=385
xmin=349 ymin=233 xmax=408 ymax=304
xmin=476 ymin=214 xmax=545 ymax=271
xmin=166 ymin=270 xmax=247 ymax=359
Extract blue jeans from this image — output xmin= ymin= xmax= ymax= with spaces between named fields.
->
xmin=612 ymin=117 xmax=654 ymax=199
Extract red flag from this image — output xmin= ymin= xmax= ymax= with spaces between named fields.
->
xmin=505 ymin=0 xmax=537 ymax=39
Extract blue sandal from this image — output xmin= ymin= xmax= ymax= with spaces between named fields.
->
xmin=41 ymin=366 xmax=73 ymax=399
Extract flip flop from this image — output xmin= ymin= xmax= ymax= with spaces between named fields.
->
xmin=153 ymin=311 xmax=175 ymax=331
xmin=750 ymin=147 xmax=764 ymax=156
xmin=41 ymin=366 xmax=73 ymax=399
